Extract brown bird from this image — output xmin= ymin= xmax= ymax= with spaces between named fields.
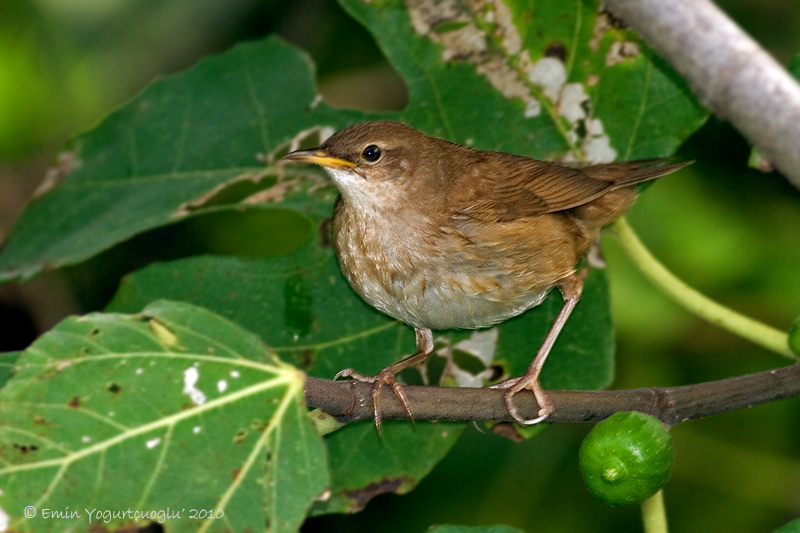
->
xmin=283 ymin=120 xmax=689 ymax=430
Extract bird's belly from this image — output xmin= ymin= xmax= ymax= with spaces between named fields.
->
xmin=395 ymin=280 xmax=551 ymax=330
xmin=341 ymin=254 xmax=552 ymax=330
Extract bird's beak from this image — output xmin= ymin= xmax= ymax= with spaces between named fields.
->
xmin=282 ymin=148 xmax=356 ymax=170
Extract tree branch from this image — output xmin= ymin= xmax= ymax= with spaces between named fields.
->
xmin=305 ymin=363 xmax=800 ymax=427
xmin=603 ymin=0 xmax=800 ymax=189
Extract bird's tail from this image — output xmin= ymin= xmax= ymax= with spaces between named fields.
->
xmin=580 ymin=157 xmax=693 ymax=187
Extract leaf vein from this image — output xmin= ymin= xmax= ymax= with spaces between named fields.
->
xmin=623 ymin=57 xmax=653 ymax=160
xmin=0 ymin=375 xmax=295 ymax=477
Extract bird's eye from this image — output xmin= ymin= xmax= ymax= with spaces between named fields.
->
xmin=361 ymin=144 xmax=382 ymax=162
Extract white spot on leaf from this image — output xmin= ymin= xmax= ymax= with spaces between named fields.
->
xmin=448 ymin=365 xmax=496 ymax=388
xmin=405 ymin=0 xmax=617 ymax=163
xmin=183 ymin=367 xmax=206 ymax=405
xmin=606 ymin=41 xmax=641 ymax=67
xmin=217 ymin=380 xmax=228 ymax=393
xmin=435 ymin=328 xmax=499 ymax=387
xmin=492 ymin=0 xmax=521 ymax=55
xmin=524 ymin=100 xmax=541 ymax=118
xmin=529 ymin=57 xmax=567 ymax=101
xmin=33 ymin=150 xmax=80 ymax=199
xmin=584 ymin=135 xmax=617 ymax=163
xmin=146 ymin=437 xmax=161 ymax=449
xmin=559 ymin=83 xmax=589 ymax=123
xmin=453 ymin=329 xmax=499 ymax=366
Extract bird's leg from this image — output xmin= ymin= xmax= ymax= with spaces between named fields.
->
xmin=492 ymin=274 xmax=583 ymax=425
xmin=335 ymin=328 xmax=434 ymax=435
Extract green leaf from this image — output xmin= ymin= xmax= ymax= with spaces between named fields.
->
xmin=776 ymin=519 xmax=800 ymax=533
xmin=789 ymin=53 xmax=800 ymax=80
xmin=311 ymin=421 xmax=463 ymax=515
xmin=0 ymin=37 xmax=367 ymax=283
xmin=0 ymin=352 xmax=21 ymax=389
xmin=0 ymin=301 xmax=327 ymax=533
xmin=266 ymin=387 xmax=329 ymax=533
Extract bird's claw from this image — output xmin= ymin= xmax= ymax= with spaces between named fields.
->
xmin=334 ymin=367 xmax=415 ymax=436
xmin=490 ymin=376 xmax=552 ymax=425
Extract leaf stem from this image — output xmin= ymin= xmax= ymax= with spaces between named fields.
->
xmin=613 ymin=217 xmax=795 ymax=359
xmin=641 ymin=490 xmax=668 ymax=533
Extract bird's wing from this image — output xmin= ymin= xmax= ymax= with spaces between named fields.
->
xmin=450 ymin=156 xmax=688 ymax=222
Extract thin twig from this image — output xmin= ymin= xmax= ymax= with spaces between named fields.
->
xmin=613 ymin=217 xmax=794 ymax=359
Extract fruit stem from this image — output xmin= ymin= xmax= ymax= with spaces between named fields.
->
xmin=641 ymin=490 xmax=668 ymax=533
xmin=613 ymin=217 xmax=795 ymax=360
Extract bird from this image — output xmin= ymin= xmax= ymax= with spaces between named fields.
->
xmin=283 ymin=120 xmax=690 ymax=431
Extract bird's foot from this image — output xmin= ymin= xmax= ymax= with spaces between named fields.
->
xmin=335 ymin=367 xmax=414 ymax=436
xmin=490 ymin=376 xmax=552 ymax=425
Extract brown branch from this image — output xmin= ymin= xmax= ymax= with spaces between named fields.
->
xmin=304 ymin=364 xmax=800 ymax=427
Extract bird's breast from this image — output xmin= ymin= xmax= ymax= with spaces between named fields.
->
xmin=332 ymin=200 xmax=558 ymax=330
